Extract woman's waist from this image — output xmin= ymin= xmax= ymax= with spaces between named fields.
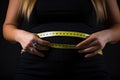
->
xmin=29 ymin=23 xmax=92 ymax=49
xmin=29 ymin=22 xmax=95 ymax=34
xmin=36 ymin=30 xmax=103 ymax=55
xmin=37 ymin=30 xmax=88 ymax=45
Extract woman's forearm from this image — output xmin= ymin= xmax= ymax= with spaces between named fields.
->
xmin=3 ymin=24 xmax=37 ymax=45
xmin=107 ymin=24 xmax=120 ymax=44
xmin=3 ymin=24 xmax=23 ymax=43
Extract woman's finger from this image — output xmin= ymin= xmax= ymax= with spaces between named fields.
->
xmin=35 ymin=44 xmax=50 ymax=51
xmin=37 ymin=39 xmax=51 ymax=47
xmin=78 ymin=45 xmax=100 ymax=53
xmin=76 ymin=36 xmax=95 ymax=49
xmin=78 ymin=40 xmax=98 ymax=50
xmin=84 ymin=50 xmax=100 ymax=58
xmin=29 ymin=47 xmax=45 ymax=57
xmin=31 ymin=39 xmax=50 ymax=51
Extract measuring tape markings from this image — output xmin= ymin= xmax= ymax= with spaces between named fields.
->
xmin=37 ymin=31 xmax=89 ymax=38
xmin=37 ymin=31 xmax=103 ymax=55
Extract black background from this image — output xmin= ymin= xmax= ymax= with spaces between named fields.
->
xmin=0 ymin=0 xmax=120 ymax=80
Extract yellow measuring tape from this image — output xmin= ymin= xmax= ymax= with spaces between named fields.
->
xmin=37 ymin=31 xmax=103 ymax=55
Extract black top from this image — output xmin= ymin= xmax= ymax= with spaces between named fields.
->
xmin=20 ymin=0 xmax=106 ymax=44
xmin=30 ymin=0 xmax=93 ymax=24
xmin=21 ymin=0 xmax=106 ymax=29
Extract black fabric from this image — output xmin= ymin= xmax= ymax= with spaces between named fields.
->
xmin=20 ymin=0 xmax=106 ymax=44
xmin=15 ymin=0 xmax=111 ymax=80
xmin=20 ymin=0 xmax=105 ymax=31
xmin=15 ymin=50 xmax=111 ymax=80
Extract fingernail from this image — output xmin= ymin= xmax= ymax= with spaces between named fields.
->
xmin=78 ymin=51 xmax=81 ymax=53
xmin=84 ymin=56 xmax=87 ymax=58
xmin=76 ymin=45 xmax=79 ymax=47
xmin=41 ymin=54 xmax=45 ymax=57
xmin=84 ymin=55 xmax=89 ymax=58
xmin=76 ymin=46 xmax=80 ymax=49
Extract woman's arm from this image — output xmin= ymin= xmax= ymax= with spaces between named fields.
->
xmin=105 ymin=0 xmax=120 ymax=43
xmin=76 ymin=0 xmax=120 ymax=58
xmin=3 ymin=0 xmax=22 ymax=42
xmin=3 ymin=0 xmax=50 ymax=57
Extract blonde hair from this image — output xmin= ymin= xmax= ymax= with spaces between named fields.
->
xmin=92 ymin=0 xmax=107 ymax=22
xmin=20 ymin=0 xmax=37 ymax=19
xmin=20 ymin=0 xmax=107 ymax=22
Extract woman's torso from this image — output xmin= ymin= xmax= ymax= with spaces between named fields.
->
xmin=20 ymin=0 xmax=106 ymax=44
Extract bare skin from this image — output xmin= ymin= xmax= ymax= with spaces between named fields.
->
xmin=76 ymin=0 xmax=120 ymax=58
xmin=3 ymin=0 xmax=120 ymax=58
xmin=3 ymin=0 xmax=51 ymax=57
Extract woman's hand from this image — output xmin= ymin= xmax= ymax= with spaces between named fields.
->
xmin=16 ymin=30 xmax=51 ymax=57
xmin=76 ymin=30 xmax=111 ymax=58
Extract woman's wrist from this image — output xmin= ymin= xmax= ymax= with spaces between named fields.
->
xmin=14 ymin=29 xmax=37 ymax=45
xmin=98 ymin=29 xmax=113 ymax=44
xmin=14 ymin=29 xmax=30 ymax=43
xmin=105 ymin=26 xmax=120 ymax=44
xmin=93 ymin=29 xmax=117 ymax=45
